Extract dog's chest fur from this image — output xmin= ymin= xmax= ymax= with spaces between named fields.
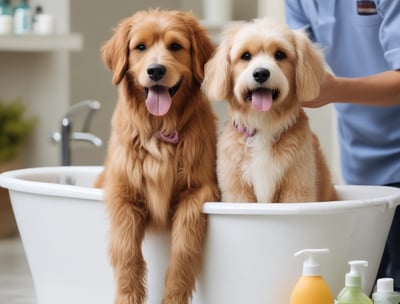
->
xmin=241 ymin=133 xmax=285 ymax=202
xmin=138 ymin=139 xmax=179 ymax=227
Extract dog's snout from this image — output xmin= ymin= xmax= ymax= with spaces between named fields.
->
xmin=253 ymin=68 xmax=270 ymax=84
xmin=147 ymin=64 xmax=167 ymax=81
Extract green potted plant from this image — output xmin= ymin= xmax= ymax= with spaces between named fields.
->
xmin=0 ymin=98 xmax=36 ymax=165
xmin=0 ymin=97 xmax=35 ymax=237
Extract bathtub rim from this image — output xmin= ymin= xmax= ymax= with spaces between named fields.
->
xmin=0 ymin=166 xmax=400 ymax=215
xmin=0 ymin=166 xmax=103 ymax=201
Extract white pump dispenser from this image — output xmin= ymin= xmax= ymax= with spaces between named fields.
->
xmin=336 ymin=260 xmax=372 ymax=304
xmin=345 ymin=260 xmax=368 ymax=287
xmin=296 ymin=248 xmax=329 ymax=276
xmin=290 ymin=248 xmax=334 ymax=304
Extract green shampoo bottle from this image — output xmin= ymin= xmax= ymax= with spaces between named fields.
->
xmin=335 ymin=260 xmax=372 ymax=304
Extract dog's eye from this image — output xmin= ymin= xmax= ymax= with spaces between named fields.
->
xmin=241 ymin=52 xmax=251 ymax=61
xmin=274 ymin=50 xmax=287 ymax=61
xmin=170 ymin=43 xmax=183 ymax=52
xmin=135 ymin=44 xmax=146 ymax=51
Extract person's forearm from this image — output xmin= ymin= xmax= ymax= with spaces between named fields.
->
xmin=302 ymin=70 xmax=400 ymax=108
xmin=334 ymin=70 xmax=400 ymax=106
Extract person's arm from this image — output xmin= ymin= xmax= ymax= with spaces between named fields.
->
xmin=302 ymin=70 xmax=400 ymax=108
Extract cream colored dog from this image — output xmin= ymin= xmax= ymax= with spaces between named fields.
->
xmin=203 ymin=18 xmax=337 ymax=203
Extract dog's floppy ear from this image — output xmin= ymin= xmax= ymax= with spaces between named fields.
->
xmin=182 ymin=12 xmax=216 ymax=85
xmin=101 ymin=17 xmax=132 ymax=85
xmin=293 ymin=29 xmax=326 ymax=101
xmin=202 ymin=40 xmax=231 ymax=101
xmin=202 ymin=24 xmax=241 ymax=101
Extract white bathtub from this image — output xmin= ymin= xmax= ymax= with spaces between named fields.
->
xmin=0 ymin=166 xmax=399 ymax=304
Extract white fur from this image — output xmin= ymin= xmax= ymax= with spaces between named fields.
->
xmin=241 ymin=133 xmax=285 ymax=202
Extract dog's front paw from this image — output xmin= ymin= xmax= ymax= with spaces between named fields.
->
xmin=162 ymin=297 xmax=189 ymax=304
xmin=115 ymin=293 xmax=145 ymax=304
xmin=162 ymin=291 xmax=192 ymax=304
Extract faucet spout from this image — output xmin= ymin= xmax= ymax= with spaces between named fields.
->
xmin=70 ymin=132 xmax=103 ymax=147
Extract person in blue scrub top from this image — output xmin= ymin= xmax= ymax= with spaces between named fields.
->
xmin=285 ymin=0 xmax=400 ymax=291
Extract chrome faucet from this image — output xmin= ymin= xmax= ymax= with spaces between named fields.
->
xmin=51 ymin=100 xmax=102 ymax=166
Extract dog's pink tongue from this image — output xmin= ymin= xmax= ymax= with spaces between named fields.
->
xmin=146 ymin=86 xmax=171 ymax=116
xmin=252 ymin=90 xmax=273 ymax=112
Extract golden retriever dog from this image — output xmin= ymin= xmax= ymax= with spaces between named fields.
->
xmin=202 ymin=18 xmax=337 ymax=203
xmin=96 ymin=10 xmax=219 ymax=304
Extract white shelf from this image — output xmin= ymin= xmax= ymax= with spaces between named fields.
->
xmin=0 ymin=33 xmax=83 ymax=52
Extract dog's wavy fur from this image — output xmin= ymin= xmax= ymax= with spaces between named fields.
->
xmin=96 ymin=10 xmax=219 ymax=304
xmin=202 ymin=18 xmax=337 ymax=203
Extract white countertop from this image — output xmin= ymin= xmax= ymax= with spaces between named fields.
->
xmin=0 ymin=237 xmax=37 ymax=304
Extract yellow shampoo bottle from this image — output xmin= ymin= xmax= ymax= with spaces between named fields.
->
xmin=290 ymin=249 xmax=334 ymax=304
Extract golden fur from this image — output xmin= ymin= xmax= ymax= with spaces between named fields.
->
xmin=202 ymin=18 xmax=337 ymax=203
xmin=96 ymin=10 xmax=219 ymax=304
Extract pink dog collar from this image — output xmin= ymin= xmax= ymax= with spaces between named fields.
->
xmin=155 ymin=130 xmax=179 ymax=144
xmin=233 ymin=121 xmax=256 ymax=138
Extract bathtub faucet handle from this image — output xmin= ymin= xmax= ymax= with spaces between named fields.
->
xmin=66 ymin=100 xmax=101 ymax=132
xmin=51 ymin=100 xmax=102 ymax=166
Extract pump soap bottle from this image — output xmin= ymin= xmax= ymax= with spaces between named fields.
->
xmin=372 ymin=278 xmax=400 ymax=304
xmin=336 ymin=260 xmax=372 ymax=304
xmin=290 ymin=248 xmax=334 ymax=304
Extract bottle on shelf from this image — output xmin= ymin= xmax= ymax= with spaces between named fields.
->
xmin=13 ymin=0 xmax=32 ymax=34
xmin=32 ymin=5 xmax=54 ymax=35
xmin=0 ymin=0 xmax=13 ymax=34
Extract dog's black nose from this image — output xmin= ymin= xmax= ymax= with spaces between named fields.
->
xmin=147 ymin=64 xmax=167 ymax=81
xmin=253 ymin=68 xmax=270 ymax=83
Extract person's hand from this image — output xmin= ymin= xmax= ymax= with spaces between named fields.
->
xmin=301 ymin=71 xmax=336 ymax=108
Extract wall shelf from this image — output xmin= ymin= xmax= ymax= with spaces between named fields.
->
xmin=0 ymin=33 xmax=83 ymax=52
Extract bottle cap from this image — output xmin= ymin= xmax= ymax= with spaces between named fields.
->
xmin=376 ymin=278 xmax=394 ymax=293
xmin=295 ymin=248 xmax=329 ymax=276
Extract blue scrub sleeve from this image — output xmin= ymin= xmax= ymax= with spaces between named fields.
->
xmin=285 ymin=0 xmax=310 ymax=30
xmin=378 ymin=0 xmax=400 ymax=70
